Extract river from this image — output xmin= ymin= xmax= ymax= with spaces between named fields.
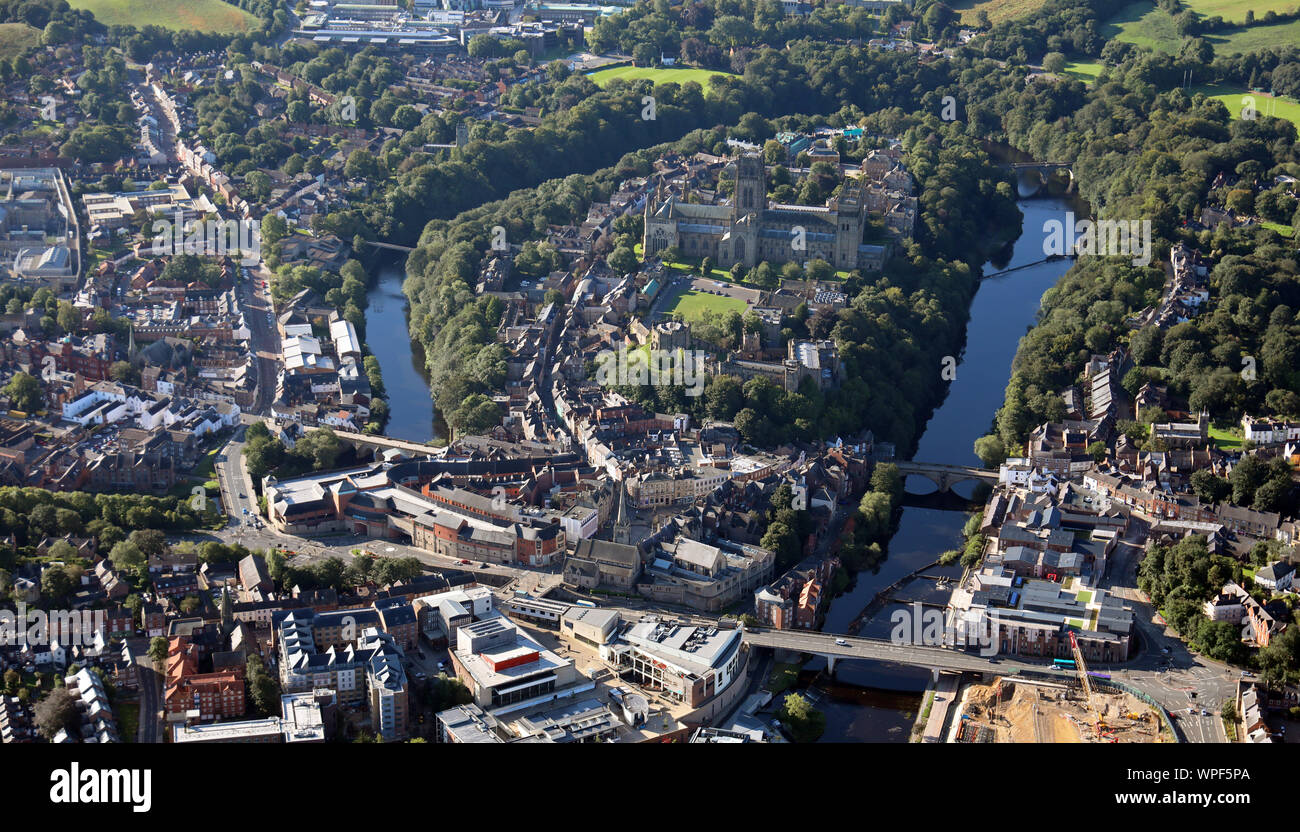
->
xmin=365 ymin=258 xmax=440 ymax=443
xmin=801 ymin=196 xmax=1081 ymax=741
xmin=363 ymin=193 xmax=1081 ymax=740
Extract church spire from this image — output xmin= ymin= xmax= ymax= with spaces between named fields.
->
xmin=613 ymin=479 xmax=631 ymax=545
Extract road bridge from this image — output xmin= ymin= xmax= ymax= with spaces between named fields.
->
xmin=895 ymin=460 xmax=999 ymax=493
xmin=742 ymin=628 xmax=1035 ymax=676
xmin=332 ymin=430 xmax=443 ymax=459
xmin=998 ymin=161 xmax=1075 ymax=194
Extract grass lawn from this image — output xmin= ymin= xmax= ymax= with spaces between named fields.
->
xmin=668 ymin=288 xmax=749 ymax=322
xmin=1182 ymin=0 xmax=1298 ymax=22
xmin=1105 ymin=1 xmax=1300 ymax=57
xmin=767 ymin=662 xmax=802 ymax=695
xmin=1208 ymin=423 xmax=1244 ymax=450
xmin=1076 ymin=590 xmax=1093 ymax=605
xmin=0 ymin=22 xmax=39 ymax=60
xmin=1195 ymin=84 xmax=1300 ymax=129
xmin=948 ymin=0 xmax=1048 ymax=25
xmin=1062 ymin=59 xmax=1104 ymax=83
xmin=1261 ymin=221 xmax=1295 ymax=237
xmin=586 ymin=65 xmax=737 ymax=88
xmin=116 ymin=701 xmax=139 ymax=742
xmin=1209 ymin=18 xmax=1300 ymax=55
xmin=1103 ymin=1 xmax=1181 ymax=52
xmin=193 ymin=446 xmax=220 ymax=479
xmin=68 ymin=0 xmax=258 ymax=32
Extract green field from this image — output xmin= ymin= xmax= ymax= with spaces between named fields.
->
xmin=1105 ymin=1 xmax=1300 ymax=55
xmin=0 ymin=22 xmax=39 ymax=60
xmin=1182 ymin=0 xmax=1299 ymax=23
xmin=1207 ymin=17 xmax=1300 ymax=55
xmin=68 ymin=0 xmax=258 ymax=32
xmin=1193 ymin=84 xmax=1300 ymax=128
xmin=948 ymin=0 xmax=1048 ymax=25
xmin=586 ymin=65 xmax=737 ymax=88
xmin=1261 ymin=221 xmax=1296 ymax=237
xmin=1104 ymin=1 xmax=1181 ymax=50
xmin=1208 ymin=424 xmax=1244 ymax=450
xmin=668 ymin=288 xmax=748 ymax=322
xmin=1062 ymin=59 xmax=1104 ymax=83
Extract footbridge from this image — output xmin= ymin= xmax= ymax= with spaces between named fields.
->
xmin=895 ymin=461 xmax=999 ymax=493
xmin=361 ymin=240 xmax=416 ymax=253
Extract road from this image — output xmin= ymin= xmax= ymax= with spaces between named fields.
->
xmin=1096 ymin=517 xmax=1234 ymax=742
xmin=239 ymin=265 xmax=281 ymax=414
xmin=130 ymin=641 xmax=163 ymax=744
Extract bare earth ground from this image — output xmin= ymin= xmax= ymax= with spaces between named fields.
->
xmin=958 ymin=678 xmax=1162 ymax=743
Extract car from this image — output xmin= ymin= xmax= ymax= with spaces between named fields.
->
xmin=1241 ymin=670 xmax=1255 ymax=678
xmin=1160 ymin=647 xmax=1170 ymax=654
xmin=479 ymin=563 xmax=489 ymax=569
xmin=459 ymin=559 xmax=471 ymax=565
xmin=834 ymin=638 xmax=849 ymax=646
xmin=1187 ymin=691 xmax=1197 ymax=700
xmin=1200 ymin=709 xmax=1208 ymax=716
xmin=437 ymin=661 xmax=448 ymax=671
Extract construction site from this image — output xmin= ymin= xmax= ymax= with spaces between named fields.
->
xmin=952 ymin=676 xmax=1168 ymax=743
xmin=949 ymin=634 xmax=1172 ymax=743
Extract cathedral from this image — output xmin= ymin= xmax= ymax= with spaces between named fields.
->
xmin=642 ymin=153 xmax=889 ymax=273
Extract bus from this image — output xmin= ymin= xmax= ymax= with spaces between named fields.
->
xmin=575 ymin=600 xmax=597 ymax=608
xmin=1053 ymin=658 xmax=1076 ymax=667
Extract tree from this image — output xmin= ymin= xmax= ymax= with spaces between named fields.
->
xmin=1086 ymin=441 xmax=1107 ymax=463
xmin=109 ymin=540 xmax=145 ymax=571
xmin=608 ymin=246 xmax=638 ymax=275
xmin=776 ymin=691 xmax=825 ymax=742
xmin=247 ymin=655 xmax=281 ymax=716
xmin=40 ymin=565 xmax=73 ymax=602
xmin=109 ymin=360 xmax=140 ymax=385
xmin=128 ymin=529 xmax=167 ymax=560
xmin=3 ymin=372 xmax=42 ymax=412
xmin=870 ymin=463 xmax=902 ymax=502
xmin=34 ymin=687 xmax=79 ymax=739
xmin=147 ymin=636 xmax=169 ymax=669
xmin=1042 ymin=52 xmax=1067 ymax=73
xmin=857 ymin=491 xmax=893 ymax=541
xmin=973 ymin=434 xmax=1006 ymax=468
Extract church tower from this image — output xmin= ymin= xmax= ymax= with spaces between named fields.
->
xmin=733 ymin=153 xmax=765 ymax=220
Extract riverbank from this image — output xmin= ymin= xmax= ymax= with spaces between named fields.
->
xmin=788 ymin=196 xmax=1080 ymax=741
xmin=363 ymin=257 xmax=440 ymax=444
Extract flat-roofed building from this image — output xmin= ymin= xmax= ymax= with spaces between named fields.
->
xmin=449 ymin=614 xmax=578 ymax=710
xmin=608 ymin=618 xmax=744 ymax=708
xmin=560 ymin=606 xmax=620 ymax=649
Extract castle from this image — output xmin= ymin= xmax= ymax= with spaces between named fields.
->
xmin=641 ymin=153 xmax=892 ymax=273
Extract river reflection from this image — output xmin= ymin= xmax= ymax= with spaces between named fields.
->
xmin=364 ymin=258 xmax=440 ymax=443
xmin=803 ymin=197 xmax=1080 ymax=741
